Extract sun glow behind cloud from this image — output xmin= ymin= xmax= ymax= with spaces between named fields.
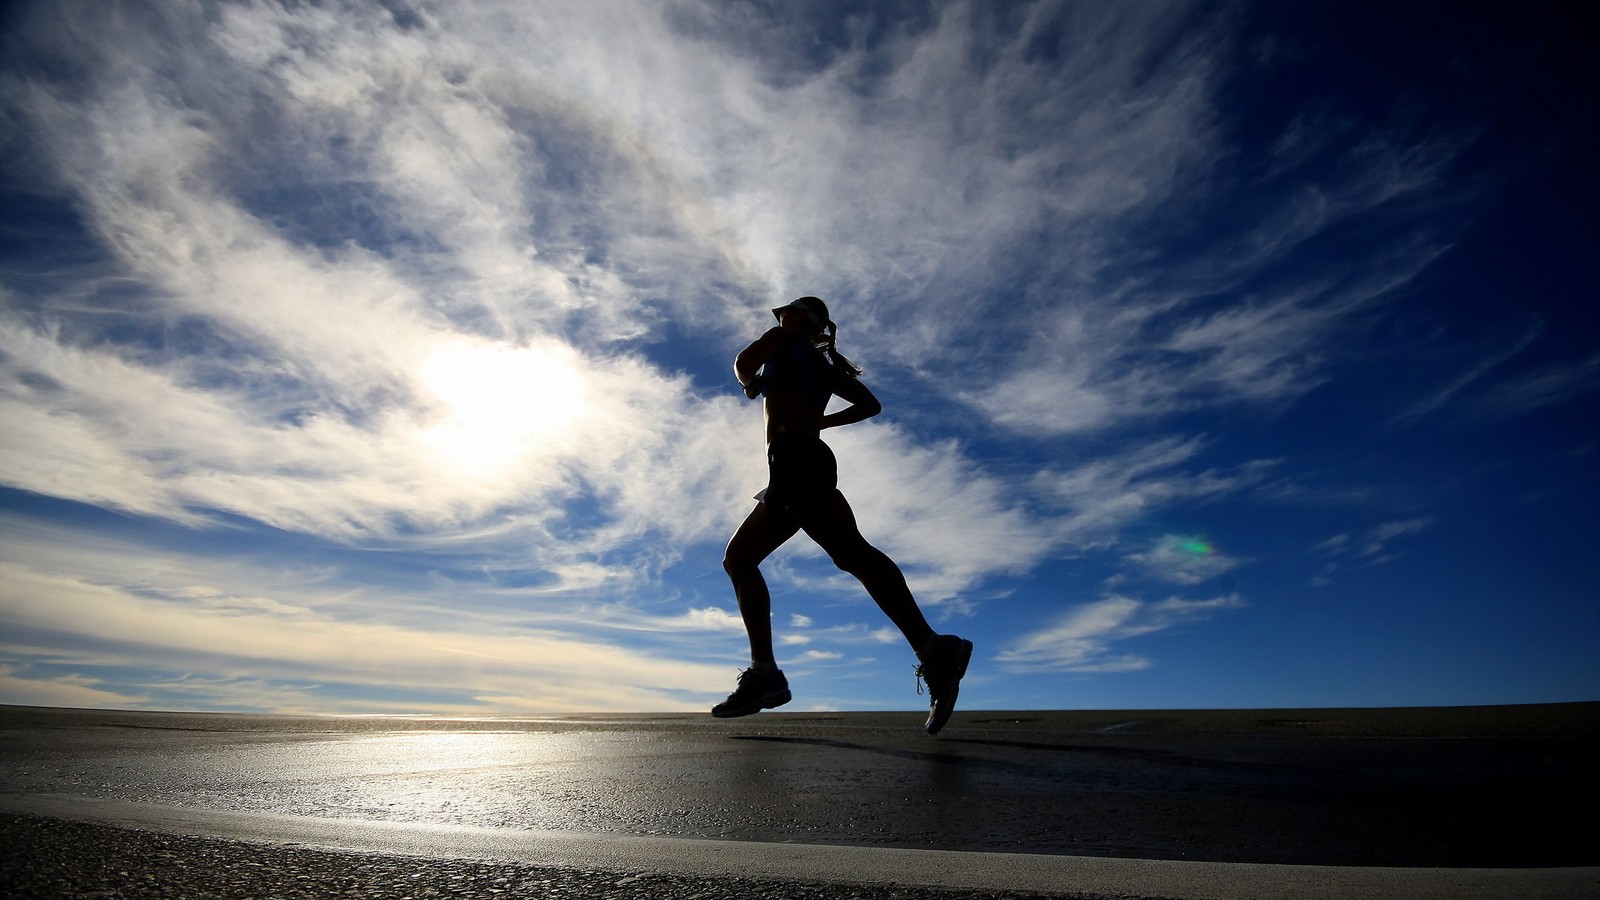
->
xmin=417 ymin=338 xmax=590 ymax=477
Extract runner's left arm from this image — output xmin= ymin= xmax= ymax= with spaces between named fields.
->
xmin=821 ymin=374 xmax=882 ymax=429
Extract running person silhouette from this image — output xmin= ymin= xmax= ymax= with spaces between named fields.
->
xmin=714 ymin=296 xmax=973 ymax=734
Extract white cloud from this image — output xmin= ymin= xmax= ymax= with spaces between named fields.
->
xmin=1477 ymin=353 xmax=1600 ymax=417
xmin=0 ymin=518 xmax=748 ymax=713
xmin=1033 ymin=438 xmax=1276 ymax=547
xmin=869 ymin=627 xmax=901 ymax=645
xmin=997 ymin=593 xmax=1243 ymax=673
xmin=1356 ymin=518 xmax=1433 ymax=561
xmin=825 ymin=423 xmax=1052 ymax=602
xmin=1310 ymin=517 xmax=1433 ymax=585
xmin=0 ymin=0 xmax=1428 ymax=553
xmin=4 ymin=0 xmax=1091 ymax=604
xmin=0 ymin=557 xmax=727 ymax=714
xmin=965 ymin=242 xmax=1455 ymax=438
xmin=1314 ymin=533 xmax=1351 ymax=554
xmin=802 ymin=650 xmax=844 ymax=661
xmin=1125 ymin=535 xmax=1245 ymax=586
xmin=0 ymin=665 xmax=151 ymax=710
xmin=669 ymin=607 xmax=746 ymax=634
xmin=1398 ymin=324 xmax=1542 ymax=422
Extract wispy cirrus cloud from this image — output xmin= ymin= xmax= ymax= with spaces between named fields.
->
xmin=0 ymin=517 xmax=740 ymax=713
xmin=0 ymin=664 xmax=151 ymax=711
xmin=1476 ymin=353 xmax=1600 ymax=418
xmin=1311 ymin=517 xmax=1434 ymax=586
xmin=1125 ymin=535 xmax=1245 ymax=586
xmin=1397 ymin=323 xmax=1544 ymax=423
xmin=3 ymin=0 xmax=1084 ymax=594
xmin=1032 ymin=437 xmax=1278 ymax=547
xmin=0 ymin=0 xmax=1452 ymax=562
xmin=997 ymin=593 xmax=1243 ymax=673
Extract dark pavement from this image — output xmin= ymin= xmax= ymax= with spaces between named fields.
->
xmin=1 ymin=704 xmax=1596 ymax=898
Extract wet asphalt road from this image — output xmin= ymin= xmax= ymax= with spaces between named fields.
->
xmin=1 ymin=704 xmax=1597 ymax=898
xmin=3 ymin=704 xmax=1596 ymax=866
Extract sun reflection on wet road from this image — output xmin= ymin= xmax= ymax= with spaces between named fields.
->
xmin=2 ymin=706 xmax=1593 ymax=866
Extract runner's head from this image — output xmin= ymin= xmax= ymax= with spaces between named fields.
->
xmin=771 ymin=296 xmax=831 ymax=335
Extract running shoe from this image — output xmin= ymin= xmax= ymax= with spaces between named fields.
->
xmin=915 ymin=634 xmax=973 ymax=735
xmin=711 ymin=667 xmax=792 ymax=718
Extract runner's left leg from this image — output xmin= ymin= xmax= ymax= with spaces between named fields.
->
xmin=723 ymin=502 xmax=801 ymax=666
xmin=792 ymin=489 xmax=936 ymax=652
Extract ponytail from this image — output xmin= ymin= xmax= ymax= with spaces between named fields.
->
xmin=812 ymin=321 xmax=863 ymax=379
xmin=780 ymin=295 xmax=862 ymax=378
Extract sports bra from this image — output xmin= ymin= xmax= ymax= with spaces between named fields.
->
xmin=760 ymin=330 xmax=833 ymax=411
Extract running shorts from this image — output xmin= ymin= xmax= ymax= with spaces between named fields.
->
xmin=754 ymin=435 xmax=838 ymax=509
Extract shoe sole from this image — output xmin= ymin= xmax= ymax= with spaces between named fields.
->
xmin=924 ymin=639 xmax=973 ymax=735
xmin=711 ymin=688 xmax=792 ymax=718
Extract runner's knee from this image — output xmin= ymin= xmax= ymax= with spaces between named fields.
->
xmin=723 ymin=548 xmax=757 ymax=578
xmin=825 ymin=539 xmax=882 ymax=575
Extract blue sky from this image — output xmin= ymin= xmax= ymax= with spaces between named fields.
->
xmin=0 ymin=0 xmax=1594 ymax=715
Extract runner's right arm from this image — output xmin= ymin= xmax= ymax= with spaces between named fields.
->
xmin=734 ymin=327 xmax=786 ymax=399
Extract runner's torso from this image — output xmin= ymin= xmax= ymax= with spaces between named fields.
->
xmin=760 ymin=330 xmax=833 ymax=443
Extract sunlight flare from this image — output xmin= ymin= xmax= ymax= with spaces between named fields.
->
xmin=417 ymin=339 xmax=589 ymax=474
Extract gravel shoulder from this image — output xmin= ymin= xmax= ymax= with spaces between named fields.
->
xmin=1 ymin=814 xmax=1091 ymax=900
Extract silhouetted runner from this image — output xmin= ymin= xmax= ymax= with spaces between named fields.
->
xmin=715 ymin=296 xmax=972 ymax=734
